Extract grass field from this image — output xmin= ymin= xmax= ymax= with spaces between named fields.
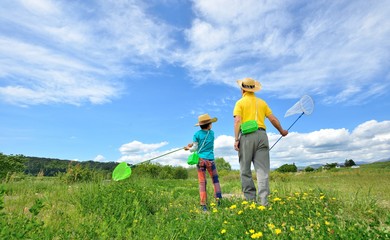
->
xmin=1 ymin=162 xmax=389 ymax=239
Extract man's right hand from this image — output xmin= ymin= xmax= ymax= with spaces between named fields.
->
xmin=280 ymin=129 xmax=288 ymax=137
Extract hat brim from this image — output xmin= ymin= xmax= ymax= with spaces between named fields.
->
xmin=237 ymin=80 xmax=262 ymax=92
xmin=195 ymin=117 xmax=218 ymax=126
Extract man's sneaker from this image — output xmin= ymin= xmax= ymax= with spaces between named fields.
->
xmin=201 ymin=205 xmax=208 ymax=212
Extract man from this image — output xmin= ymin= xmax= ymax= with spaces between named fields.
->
xmin=233 ymin=77 xmax=288 ymax=205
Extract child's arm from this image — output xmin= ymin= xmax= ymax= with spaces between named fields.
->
xmin=184 ymin=142 xmax=198 ymax=152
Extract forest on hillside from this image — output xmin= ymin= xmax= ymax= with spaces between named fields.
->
xmin=23 ymin=156 xmax=118 ymax=176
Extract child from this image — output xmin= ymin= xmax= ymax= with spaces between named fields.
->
xmin=185 ymin=113 xmax=222 ymax=212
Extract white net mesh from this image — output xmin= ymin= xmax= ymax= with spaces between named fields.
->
xmin=284 ymin=95 xmax=314 ymax=117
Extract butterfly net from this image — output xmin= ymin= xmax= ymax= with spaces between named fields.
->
xmin=112 ymin=162 xmax=132 ymax=181
xmin=284 ymin=95 xmax=314 ymax=117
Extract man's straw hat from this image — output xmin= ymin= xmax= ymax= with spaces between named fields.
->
xmin=195 ymin=113 xmax=218 ymax=126
xmin=237 ymin=77 xmax=262 ymax=92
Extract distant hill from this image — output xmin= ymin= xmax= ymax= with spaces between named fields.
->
xmin=24 ymin=156 xmax=118 ymax=177
xmin=374 ymin=158 xmax=390 ymax=163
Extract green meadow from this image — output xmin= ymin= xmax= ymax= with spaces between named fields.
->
xmin=1 ymin=162 xmax=389 ymax=239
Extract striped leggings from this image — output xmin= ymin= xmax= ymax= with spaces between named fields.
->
xmin=197 ymin=159 xmax=222 ymax=206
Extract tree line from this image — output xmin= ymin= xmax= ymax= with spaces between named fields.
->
xmin=0 ymin=153 xmax=232 ymax=182
xmin=1 ymin=152 xmax=357 ymax=181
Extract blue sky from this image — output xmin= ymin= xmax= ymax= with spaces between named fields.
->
xmin=1 ymin=0 xmax=389 ymax=169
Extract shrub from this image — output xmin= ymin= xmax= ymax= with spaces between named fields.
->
xmin=276 ymin=163 xmax=297 ymax=173
xmin=215 ymin=157 xmax=232 ymax=171
xmin=132 ymin=163 xmax=188 ymax=179
xmin=172 ymin=166 xmax=188 ymax=179
xmin=61 ymin=162 xmax=105 ymax=183
xmin=323 ymin=162 xmax=338 ymax=170
xmin=304 ymin=166 xmax=315 ymax=172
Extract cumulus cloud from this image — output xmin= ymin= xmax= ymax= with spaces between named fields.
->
xmin=94 ymin=154 xmax=105 ymax=162
xmin=117 ymin=120 xmax=390 ymax=169
xmin=118 ymin=140 xmax=185 ymax=166
xmin=265 ymin=120 xmax=390 ymax=168
xmin=119 ymin=141 xmax=169 ymax=154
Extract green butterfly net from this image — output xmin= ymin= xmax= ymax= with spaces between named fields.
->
xmin=112 ymin=162 xmax=132 ymax=181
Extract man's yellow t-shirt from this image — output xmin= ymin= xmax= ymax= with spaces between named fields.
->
xmin=233 ymin=92 xmax=272 ymax=130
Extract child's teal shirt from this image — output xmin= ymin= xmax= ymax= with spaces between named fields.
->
xmin=193 ymin=129 xmax=215 ymax=160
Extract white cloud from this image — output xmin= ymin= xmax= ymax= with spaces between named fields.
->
xmin=119 ymin=140 xmax=169 ymax=154
xmin=266 ymin=120 xmax=390 ymax=168
xmin=0 ymin=0 xmax=175 ymax=106
xmin=183 ymin=0 xmax=390 ymax=104
xmin=94 ymin=154 xmax=105 ymax=162
xmin=20 ymin=0 xmax=59 ymax=15
xmin=118 ymin=120 xmax=390 ymax=169
xmin=2 ymin=0 xmax=388 ymax=106
xmin=118 ymin=144 xmax=188 ymax=167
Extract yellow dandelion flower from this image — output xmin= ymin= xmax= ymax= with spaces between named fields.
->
xmin=250 ymin=203 xmax=256 ymax=209
xmin=289 ymin=210 xmax=294 ymax=215
xmin=268 ymin=207 xmax=272 ymax=210
xmin=220 ymin=229 xmax=226 ymax=234
xmin=332 ymin=197 xmax=336 ymax=200
xmin=249 ymin=229 xmax=255 ymax=234
xmin=238 ymin=210 xmax=243 ymax=215
xmin=273 ymin=197 xmax=282 ymax=202
xmin=275 ymin=229 xmax=282 ymax=235
xmin=268 ymin=223 xmax=275 ymax=229
xmin=242 ymin=201 xmax=249 ymax=205
xmin=223 ymin=221 xmax=228 ymax=224
xmin=320 ymin=195 xmax=325 ymax=200
xmin=257 ymin=205 xmax=266 ymax=211
xmin=210 ymin=203 xmax=216 ymax=207
xmin=290 ymin=226 xmax=295 ymax=232
xmin=213 ymin=208 xmax=218 ymax=213
xmin=325 ymin=221 xmax=331 ymax=226
xmin=251 ymin=232 xmax=263 ymax=239
xmin=229 ymin=204 xmax=237 ymax=210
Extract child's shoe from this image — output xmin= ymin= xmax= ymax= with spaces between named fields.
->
xmin=201 ymin=205 xmax=208 ymax=212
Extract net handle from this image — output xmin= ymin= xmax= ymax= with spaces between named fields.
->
xmin=131 ymin=147 xmax=184 ymax=167
xmin=269 ymin=112 xmax=304 ymax=151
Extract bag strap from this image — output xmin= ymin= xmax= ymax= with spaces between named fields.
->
xmin=198 ymin=130 xmax=210 ymax=153
xmin=255 ymin=98 xmax=258 ymax=121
